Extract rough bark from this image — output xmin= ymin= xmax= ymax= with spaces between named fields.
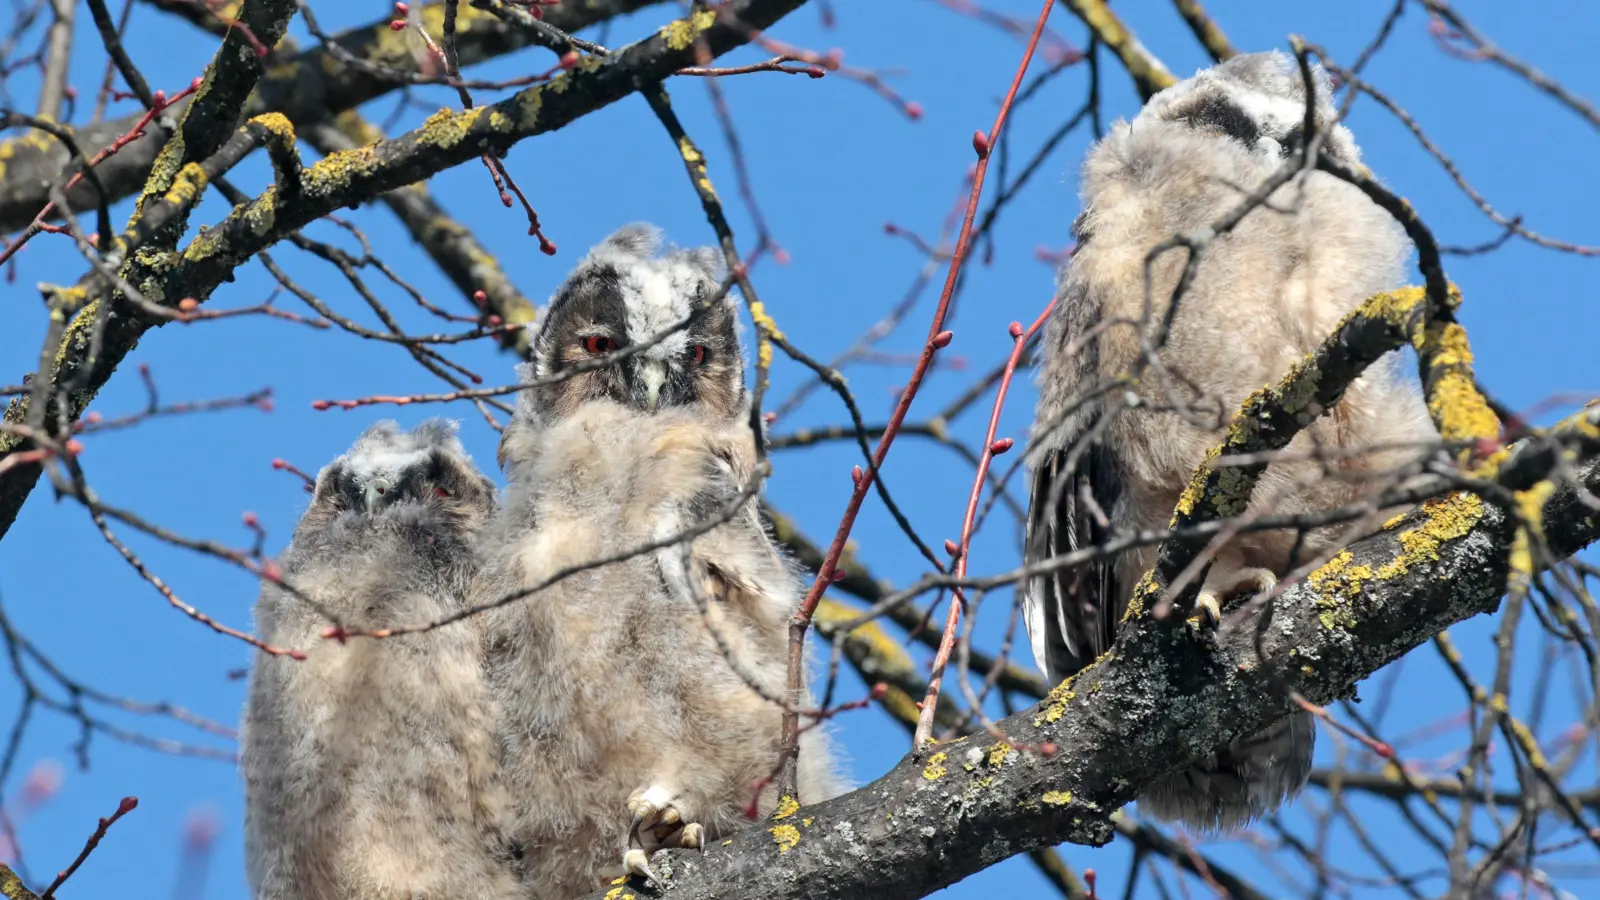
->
xmin=577 ymin=444 xmax=1600 ymax=900
xmin=0 ymin=0 xmax=663 ymax=234
xmin=0 ymin=0 xmax=809 ymax=543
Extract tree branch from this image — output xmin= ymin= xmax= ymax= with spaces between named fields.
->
xmin=0 ymin=0 xmax=663 ymax=234
xmin=0 ymin=0 xmax=811 ymax=544
xmin=580 ymin=435 xmax=1600 ymax=899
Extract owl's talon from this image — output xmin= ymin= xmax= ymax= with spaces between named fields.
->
xmin=623 ymin=848 xmax=659 ymax=887
xmin=625 ymin=785 xmax=703 ymax=881
xmin=1194 ymin=592 xmax=1222 ymax=628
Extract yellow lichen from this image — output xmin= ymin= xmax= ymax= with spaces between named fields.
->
xmin=1363 ymin=285 xmax=1428 ymax=331
xmin=244 ymin=187 xmax=278 ymax=236
xmin=1306 ymin=493 xmax=1486 ymax=629
xmin=1508 ymin=480 xmax=1554 ymax=588
xmin=748 ymin=301 xmax=784 ymax=372
xmin=677 ymin=135 xmax=703 ymax=166
xmin=922 ymin=751 xmax=949 ymax=781
xmin=772 ymin=795 xmax=800 ymax=820
xmin=1171 ymin=445 xmax=1223 ymax=521
xmin=160 ymin=162 xmax=209 ymax=210
xmin=1042 ymin=790 xmax=1073 ymax=806
xmin=417 ymin=106 xmax=487 ymax=150
xmin=661 ymin=7 xmax=717 ymax=50
xmin=1508 ymin=718 xmax=1549 ymax=769
xmin=604 ymin=886 xmax=635 ymax=900
xmin=986 ymin=743 xmax=1013 ymax=768
xmin=250 ymin=111 xmax=295 ymax=141
xmin=770 ymin=823 xmax=800 ymax=852
xmin=1033 ymin=671 xmax=1089 ymax=726
xmin=802 ymin=817 xmax=813 ymax=827
xmin=1420 ymin=319 xmax=1499 ymax=447
xmin=547 ymin=54 xmax=604 ymax=94
xmin=301 ymin=142 xmax=383 ymax=200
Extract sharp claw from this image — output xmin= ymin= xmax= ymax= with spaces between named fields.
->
xmin=624 ymin=848 xmax=660 ymax=887
xmin=680 ymin=823 xmax=704 ymax=850
xmin=1194 ymin=592 xmax=1222 ymax=628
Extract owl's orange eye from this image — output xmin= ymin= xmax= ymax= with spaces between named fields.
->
xmin=433 ymin=487 xmax=451 ymax=498
xmin=689 ymin=344 xmax=710 ymax=366
xmin=581 ymin=334 xmax=614 ymax=354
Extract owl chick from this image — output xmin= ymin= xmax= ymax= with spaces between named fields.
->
xmin=1022 ymin=51 xmax=1437 ymax=831
xmin=240 ymin=420 xmax=523 ymax=900
xmin=480 ymin=224 xmax=843 ymax=895
xmin=496 ymin=221 xmax=746 ymax=469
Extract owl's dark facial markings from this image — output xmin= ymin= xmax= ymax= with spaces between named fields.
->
xmin=318 ymin=448 xmax=490 ymax=520
xmin=1171 ymin=94 xmax=1262 ymax=150
xmin=531 ymin=265 xmax=744 ymax=421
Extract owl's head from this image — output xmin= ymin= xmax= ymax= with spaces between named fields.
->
xmin=311 ymin=419 xmax=496 ymax=525
xmin=1141 ymin=49 xmax=1361 ymax=166
xmin=520 ymin=223 xmax=747 ymax=428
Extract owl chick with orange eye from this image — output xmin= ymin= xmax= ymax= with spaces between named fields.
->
xmin=480 ymin=224 xmax=845 ymax=895
xmin=497 ymin=223 xmax=746 ymax=469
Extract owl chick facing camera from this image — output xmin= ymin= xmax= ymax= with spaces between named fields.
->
xmin=241 ymin=225 xmax=845 ymax=900
xmin=478 ymin=224 xmax=845 ymax=895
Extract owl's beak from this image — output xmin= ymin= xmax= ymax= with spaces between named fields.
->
xmin=362 ymin=477 xmax=395 ymax=512
xmin=639 ymin=359 xmax=668 ymax=411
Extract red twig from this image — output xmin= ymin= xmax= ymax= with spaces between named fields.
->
xmin=1296 ymin=695 xmax=1395 ymax=759
xmin=0 ymin=77 xmax=203 ymax=268
xmin=779 ymin=0 xmax=1056 ymax=789
xmin=39 ymin=796 xmax=137 ymax=900
xmin=914 ymin=303 xmax=1052 ymax=746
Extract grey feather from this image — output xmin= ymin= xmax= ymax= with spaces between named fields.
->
xmin=240 ymin=420 xmax=520 ymax=900
xmin=1022 ymin=50 xmax=1438 ymax=831
xmin=482 ymin=227 xmax=845 ymax=894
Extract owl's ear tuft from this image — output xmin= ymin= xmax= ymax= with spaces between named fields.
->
xmin=411 ymin=418 xmax=466 ymax=455
xmin=675 ymin=246 xmax=726 ymax=285
xmin=589 ymin=222 xmax=663 ymax=261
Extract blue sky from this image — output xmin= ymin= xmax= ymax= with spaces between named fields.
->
xmin=0 ymin=1 xmax=1595 ymax=897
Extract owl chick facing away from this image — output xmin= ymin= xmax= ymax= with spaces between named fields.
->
xmin=1022 ymin=51 xmax=1438 ymax=831
xmin=481 ymin=224 xmax=843 ymax=896
xmin=240 ymin=421 xmax=521 ymax=900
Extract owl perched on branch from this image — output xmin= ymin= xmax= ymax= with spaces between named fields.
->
xmin=481 ymin=224 xmax=842 ymax=895
xmin=240 ymin=421 xmax=522 ymax=900
xmin=1022 ymin=51 xmax=1438 ymax=831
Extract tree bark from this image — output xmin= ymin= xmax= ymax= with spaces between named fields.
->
xmin=578 ymin=441 xmax=1600 ymax=900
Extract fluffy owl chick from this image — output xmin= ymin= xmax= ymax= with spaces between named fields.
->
xmin=241 ymin=420 xmax=523 ymax=900
xmin=1022 ymin=51 xmax=1437 ymax=831
xmin=480 ymin=398 xmax=843 ymax=896
xmin=498 ymin=222 xmax=745 ymax=471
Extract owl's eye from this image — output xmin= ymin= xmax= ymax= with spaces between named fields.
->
xmin=689 ymin=344 xmax=710 ymax=366
xmin=433 ymin=487 xmax=451 ymax=499
xmin=581 ymin=334 xmax=614 ymax=355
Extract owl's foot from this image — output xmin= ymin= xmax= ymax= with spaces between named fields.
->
xmin=1194 ymin=567 xmax=1278 ymax=628
xmin=622 ymin=785 xmax=705 ymax=887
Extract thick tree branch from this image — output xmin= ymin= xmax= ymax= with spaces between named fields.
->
xmin=1056 ymin=0 xmax=1175 ymax=100
xmin=0 ymin=0 xmax=810 ymax=544
xmin=304 ymin=112 xmax=539 ymax=357
xmin=0 ymin=867 xmax=37 ymax=900
xmin=0 ymin=0 xmax=662 ymax=234
xmin=582 ymin=435 xmax=1600 ymax=900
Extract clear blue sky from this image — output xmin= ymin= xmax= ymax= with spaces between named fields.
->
xmin=0 ymin=1 xmax=1595 ymax=897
